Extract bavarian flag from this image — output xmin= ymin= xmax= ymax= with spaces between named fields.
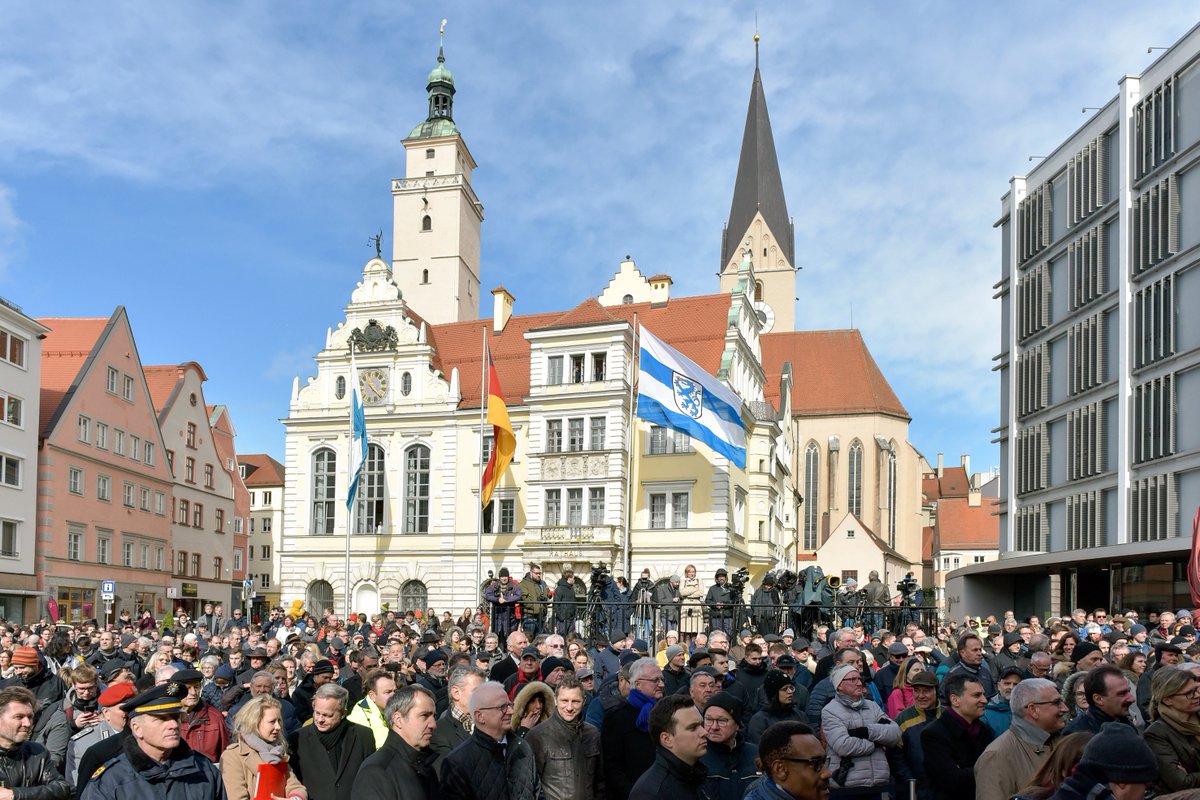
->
xmin=481 ymin=349 xmax=516 ymax=508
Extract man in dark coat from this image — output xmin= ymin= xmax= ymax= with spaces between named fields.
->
xmin=552 ymin=570 xmax=578 ymax=637
xmin=483 ymin=569 xmax=522 ymax=640
xmin=749 ymin=574 xmax=781 ymax=635
xmin=704 ymin=570 xmax=735 ymax=635
xmin=602 ymin=658 xmax=662 ymax=799
xmin=439 ymin=682 xmax=540 ymax=800
xmin=351 ymin=685 xmax=438 ymax=800
xmin=920 ymin=673 xmax=995 ymax=800
xmin=295 ymin=684 xmax=376 ymax=800
xmin=292 ymin=658 xmax=337 ymax=724
xmin=415 ymin=650 xmax=450 ymax=716
xmin=727 ymin=644 xmax=770 ymax=719
xmin=699 ymin=692 xmax=756 ymax=800
xmin=653 ymin=577 xmax=683 ymax=633
xmin=0 ymin=686 xmax=71 ymax=800
xmin=1063 ymin=664 xmax=1135 ymax=736
xmin=525 ymin=678 xmax=604 ymax=800
xmin=628 ymin=694 xmax=709 ymax=800
xmin=429 ymin=666 xmax=485 ymax=771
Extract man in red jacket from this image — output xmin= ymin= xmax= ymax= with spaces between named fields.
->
xmin=174 ymin=669 xmax=227 ymax=762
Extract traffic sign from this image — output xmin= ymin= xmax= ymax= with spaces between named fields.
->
xmin=100 ymin=580 xmax=115 ymax=600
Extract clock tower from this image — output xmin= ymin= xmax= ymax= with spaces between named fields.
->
xmin=392 ymin=38 xmax=484 ymax=325
xmin=718 ymin=38 xmax=797 ymax=334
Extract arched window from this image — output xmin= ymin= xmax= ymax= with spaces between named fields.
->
xmin=400 ymin=372 xmax=413 ymax=396
xmin=887 ymin=447 xmax=898 ymax=548
xmin=354 ymin=583 xmax=380 ymax=616
xmin=399 ymin=580 xmax=427 ymax=614
xmin=755 ymin=281 xmax=763 ymax=302
xmin=847 ymin=440 xmax=864 ymax=519
xmin=622 ymin=294 xmax=633 ymax=305
xmin=355 ymin=444 xmax=386 ymax=534
xmin=306 ymin=580 xmax=334 ymax=616
xmin=803 ymin=442 xmax=820 ymax=550
xmin=335 ymin=376 xmax=346 ymax=400
xmin=311 ymin=448 xmax=337 ymax=534
xmin=421 ymin=269 xmax=429 ymax=284
xmin=403 ymin=444 xmax=431 ymax=533
xmin=421 ymin=215 xmax=432 ymax=232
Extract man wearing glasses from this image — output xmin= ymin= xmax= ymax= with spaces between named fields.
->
xmin=743 ymin=720 xmax=831 ymax=800
xmin=700 ymin=692 xmax=757 ymax=799
xmin=821 ymin=663 xmax=900 ymax=797
xmin=602 ymin=658 xmax=664 ymax=799
xmin=439 ymin=681 xmax=541 ymax=800
xmin=974 ymin=678 xmax=1066 ymax=800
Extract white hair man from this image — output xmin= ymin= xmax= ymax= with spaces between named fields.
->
xmin=974 ymin=678 xmax=1066 ymax=800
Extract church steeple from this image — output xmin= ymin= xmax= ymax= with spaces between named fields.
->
xmin=408 ymin=23 xmax=459 ymax=140
xmin=719 ymin=35 xmax=796 ymax=334
xmin=722 ymin=35 xmax=793 ymax=269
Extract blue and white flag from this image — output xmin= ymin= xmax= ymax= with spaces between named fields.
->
xmin=347 ymin=348 xmax=368 ymax=510
xmin=635 ymin=326 xmax=746 ymax=468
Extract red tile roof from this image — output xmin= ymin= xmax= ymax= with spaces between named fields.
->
xmin=935 ymin=496 xmax=1000 ymax=549
xmin=760 ymin=329 xmax=908 ymax=419
xmin=142 ymin=365 xmax=183 ymax=415
xmin=36 ymin=315 xmax=112 ymax=436
xmin=239 ymin=454 xmax=285 ymax=486
xmin=435 ymin=293 xmax=732 ymax=410
xmin=922 ymin=526 xmax=934 ymax=562
xmin=937 ymin=466 xmax=970 ymax=498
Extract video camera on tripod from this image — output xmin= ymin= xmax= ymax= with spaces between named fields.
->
xmin=589 ymin=562 xmax=611 ymax=597
xmin=896 ymin=572 xmax=919 ymax=600
xmin=728 ymin=567 xmax=750 ymax=601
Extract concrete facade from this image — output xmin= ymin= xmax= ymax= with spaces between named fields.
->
xmin=0 ymin=299 xmax=49 ymax=623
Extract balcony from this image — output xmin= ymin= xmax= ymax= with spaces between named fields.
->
xmin=525 ymin=525 xmax=620 ymax=547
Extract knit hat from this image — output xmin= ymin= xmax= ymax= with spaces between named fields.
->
xmin=1079 ymin=721 xmax=1158 ymax=783
xmin=214 ymin=664 xmax=235 ymax=682
xmin=618 ymin=650 xmax=640 ymax=668
xmin=1180 ymin=625 xmax=1197 ymax=637
xmin=121 ymin=633 xmax=138 ymax=648
xmin=1130 ymin=623 xmax=1147 ymax=636
xmin=705 ymin=691 xmax=743 ymax=724
xmin=1178 ymin=609 xmax=1194 ymax=620
xmin=830 ymin=664 xmax=859 ymax=689
xmin=782 ymin=629 xmax=795 ymax=638
xmin=12 ymin=647 xmax=38 ymax=667
xmin=498 ymin=568 xmax=510 ymax=578
xmin=420 ymin=649 xmax=447 ymax=668
xmin=631 ymin=639 xmax=650 ymax=654
xmin=540 ymin=656 xmax=572 ymax=675
xmin=1072 ymin=641 xmax=1101 ymax=664
xmin=763 ymin=669 xmax=792 ymax=701
xmin=1003 ymin=632 xmax=1023 ymax=649
xmin=665 ymin=644 xmax=685 ymax=662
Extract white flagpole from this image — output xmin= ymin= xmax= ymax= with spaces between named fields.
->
xmin=623 ymin=314 xmax=639 ymax=578
xmin=476 ymin=326 xmax=487 ymax=612
xmin=345 ymin=342 xmax=355 ymax=623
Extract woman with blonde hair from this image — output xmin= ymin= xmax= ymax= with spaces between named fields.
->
xmin=221 ymin=695 xmax=306 ymax=800
xmin=678 ymin=564 xmax=704 ymax=641
xmin=885 ymin=656 xmax=927 ymax=718
xmin=1145 ymin=666 xmax=1200 ymax=793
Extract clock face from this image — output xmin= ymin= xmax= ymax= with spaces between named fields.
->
xmin=359 ymin=368 xmax=389 ymax=404
xmin=753 ymin=300 xmax=775 ymax=334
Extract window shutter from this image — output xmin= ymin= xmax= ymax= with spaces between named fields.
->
xmin=1096 ymin=137 xmax=1107 ymax=207
xmin=1168 ymin=172 xmax=1180 ymax=255
xmin=1167 ymin=474 xmax=1179 ymax=538
xmin=1096 ymin=402 xmax=1106 ymax=474
xmin=1039 ymin=504 xmax=1049 ymax=550
xmin=1040 ymin=343 xmax=1050 ymax=408
xmin=1168 ymin=374 xmax=1177 ymax=456
xmin=1038 ymin=423 xmax=1049 ymax=490
xmin=1041 ymin=184 xmax=1053 ymax=248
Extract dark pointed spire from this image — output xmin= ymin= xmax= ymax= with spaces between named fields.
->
xmin=722 ymin=35 xmax=793 ymax=268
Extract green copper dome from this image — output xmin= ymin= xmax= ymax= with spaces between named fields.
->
xmin=407 ymin=118 xmax=459 ymax=139
xmin=427 ymin=60 xmax=454 ymax=88
xmin=406 ymin=43 xmax=459 ymax=141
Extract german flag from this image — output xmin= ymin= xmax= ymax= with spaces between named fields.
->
xmin=481 ymin=350 xmax=515 ymax=509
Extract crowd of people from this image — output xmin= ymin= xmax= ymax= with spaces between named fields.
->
xmin=5 ymin=566 xmax=1200 ymax=800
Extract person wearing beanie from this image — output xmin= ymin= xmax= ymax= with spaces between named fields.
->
xmin=746 ymin=670 xmax=805 ymax=745
xmin=699 ymin=692 xmax=756 ymax=800
xmin=990 ymin=632 xmax=1029 ymax=684
xmin=483 ymin=567 xmax=521 ymax=640
xmin=1049 ymin=721 xmax=1157 ymax=799
xmin=662 ymin=644 xmax=689 ymax=696
xmin=415 ymin=649 xmax=450 ymax=715
xmin=822 ymin=661 xmax=899 ymax=792
xmin=982 ymin=667 xmax=1023 ymax=736
xmin=1127 ymin=623 xmax=1151 ymax=657
xmin=705 ymin=569 xmax=735 ymax=635
xmin=727 ymin=643 xmax=770 ymax=719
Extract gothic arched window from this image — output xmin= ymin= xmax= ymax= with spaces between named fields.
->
xmin=355 ymin=444 xmax=386 ymax=534
xmin=755 ymin=281 xmax=763 ymax=302
xmin=311 ymin=448 xmax=337 ymax=534
xmin=847 ymin=440 xmax=864 ymax=519
xmin=803 ymin=442 xmax=820 ymax=550
xmin=887 ymin=447 xmax=898 ymax=548
xmin=403 ymin=444 xmax=431 ymax=533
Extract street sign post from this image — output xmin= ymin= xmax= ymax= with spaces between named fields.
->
xmin=100 ymin=580 xmax=115 ymax=627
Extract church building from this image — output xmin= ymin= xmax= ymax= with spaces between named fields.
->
xmin=278 ymin=40 xmax=927 ymax=616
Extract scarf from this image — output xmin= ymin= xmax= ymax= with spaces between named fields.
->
xmin=315 ymin=719 xmax=350 ymax=769
xmin=628 ymin=688 xmax=656 ymax=732
xmin=451 ymin=704 xmax=475 ymax=734
xmin=835 ymin=691 xmax=864 ymax=710
xmin=242 ymin=732 xmax=285 ymax=764
xmin=944 ymin=708 xmax=983 ymax=738
xmin=1159 ymin=703 xmax=1200 ymax=738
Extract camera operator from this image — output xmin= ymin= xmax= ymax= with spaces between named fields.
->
xmin=750 ymin=573 xmax=782 ymax=636
xmin=631 ymin=570 xmax=655 ymax=642
xmin=705 ymin=569 xmax=735 ymax=635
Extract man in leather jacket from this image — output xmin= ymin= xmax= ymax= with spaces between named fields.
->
xmin=524 ymin=677 xmax=604 ymax=800
xmin=0 ymin=686 xmax=72 ymax=800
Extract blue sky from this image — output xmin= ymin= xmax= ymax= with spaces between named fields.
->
xmin=3 ymin=4 xmax=1197 ymax=470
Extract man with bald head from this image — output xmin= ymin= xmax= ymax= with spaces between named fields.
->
xmin=439 ymin=681 xmax=540 ymax=800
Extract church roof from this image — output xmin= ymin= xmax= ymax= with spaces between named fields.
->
xmin=724 ymin=53 xmax=793 ymax=267
xmin=760 ymin=329 xmax=909 ymax=419
xmin=35 ymin=315 xmax=111 ymax=436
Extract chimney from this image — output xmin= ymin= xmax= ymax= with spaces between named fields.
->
xmin=936 ymin=452 xmax=943 ymax=478
xmin=648 ymin=274 xmax=673 ymax=304
xmin=960 ymin=453 xmax=970 ymax=478
xmin=492 ymin=286 xmax=515 ymax=333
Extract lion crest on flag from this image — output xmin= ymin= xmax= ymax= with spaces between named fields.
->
xmin=672 ymin=372 xmax=704 ymax=419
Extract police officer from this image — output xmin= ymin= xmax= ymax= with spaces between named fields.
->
xmin=80 ymin=682 xmax=226 ymax=800
xmin=65 ymin=682 xmax=135 ymax=787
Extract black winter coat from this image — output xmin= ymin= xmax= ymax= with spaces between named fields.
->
xmin=628 ymin=748 xmax=710 ymax=800
xmin=350 ymin=730 xmax=437 ymax=800
xmin=601 ymin=700 xmax=655 ymax=800
xmin=552 ymin=578 xmax=577 ymax=623
xmin=293 ymin=719 xmax=376 ymax=800
xmin=0 ymin=740 xmax=71 ymax=800
xmin=439 ymin=728 xmax=540 ymax=800
xmin=919 ymin=711 xmax=995 ymax=800
xmin=704 ymin=583 xmax=734 ymax=621
xmin=428 ymin=708 xmax=471 ymax=771
xmin=415 ymin=673 xmax=449 ymax=717
xmin=699 ymin=738 xmax=757 ymax=800
xmin=726 ymin=661 xmax=769 ymax=718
